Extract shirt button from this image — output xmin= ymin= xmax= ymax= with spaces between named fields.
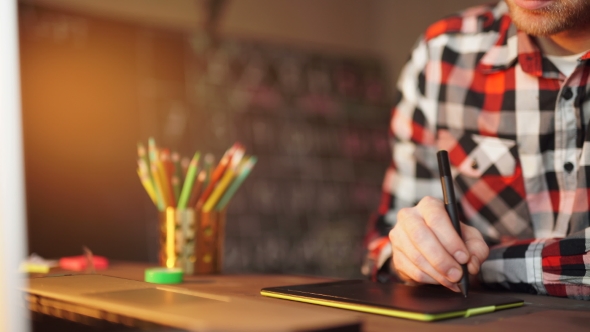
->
xmin=562 ymin=87 xmax=573 ymax=100
xmin=564 ymin=162 xmax=574 ymax=173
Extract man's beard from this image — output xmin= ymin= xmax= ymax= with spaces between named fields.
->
xmin=505 ymin=0 xmax=590 ymax=36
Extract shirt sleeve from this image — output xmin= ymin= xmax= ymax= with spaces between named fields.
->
xmin=362 ymin=35 xmax=442 ymax=280
xmin=481 ymin=228 xmax=590 ymax=300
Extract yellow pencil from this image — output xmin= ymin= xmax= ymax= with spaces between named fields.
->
xmin=151 ymin=163 xmax=169 ymax=208
xmin=137 ymin=168 xmax=158 ymax=205
xmin=202 ymin=168 xmax=236 ymax=213
xmin=139 ymin=159 xmax=165 ymax=210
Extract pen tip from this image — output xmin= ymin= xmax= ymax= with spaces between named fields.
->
xmin=458 ymin=284 xmax=468 ymax=298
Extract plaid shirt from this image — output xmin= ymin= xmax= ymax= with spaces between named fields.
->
xmin=364 ymin=2 xmax=590 ymax=300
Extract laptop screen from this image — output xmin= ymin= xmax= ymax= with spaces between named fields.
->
xmin=0 ymin=0 xmax=29 ymax=330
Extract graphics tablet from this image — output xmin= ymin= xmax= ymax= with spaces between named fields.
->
xmin=261 ymin=279 xmax=524 ymax=321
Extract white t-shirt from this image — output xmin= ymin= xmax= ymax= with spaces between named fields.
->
xmin=546 ymin=51 xmax=587 ymax=77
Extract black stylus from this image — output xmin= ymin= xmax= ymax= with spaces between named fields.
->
xmin=436 ymin=150 xmax=469 ymax=298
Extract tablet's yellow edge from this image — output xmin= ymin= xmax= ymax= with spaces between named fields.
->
xmin=496 ymin=302 xmax=524 ymax=310
xmin=261 ymin=290 xmax=441 ymax=321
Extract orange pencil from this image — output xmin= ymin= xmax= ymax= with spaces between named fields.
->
xmin=159 ymin=150 xmax=176 ymax=206
xmin=202 ymin=153 xmax=215 ymax=188
xmin=189 ymin=170 xmax=207 ymax=208
xmin=158 ymin=161 xmax=175 ymax=207
xmin=196 ymin=143 xmax=244 ymax=208
xmin=161 ymin=149 xmax=175 ymax=180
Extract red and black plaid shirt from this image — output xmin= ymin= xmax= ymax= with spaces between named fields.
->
xmin=364 ymin=2 xmax=590 ymax=300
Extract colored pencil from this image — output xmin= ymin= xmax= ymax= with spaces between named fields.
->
xmin=137 ymin=142 xmax=151 ymax=178
xmin=139 ymin=159 xmax=165 ymax=210
xmin=150 ymin=163 xmax=168 ymax=209
xmin=137 ymin=169 xmax=157 ymax=205
xmin=160 ymin=149 xmax=180 ymax=202
xmin=181 ymin=157 xmax=190 ymax=178
xmin=188 ymin=170 xmax=206 ymax=208
xmin=159 ymin=150 xmax=176 ymax=206
xmin=156 ymin=158 xmax=174 ymax=207
xmin=177 ymin=152 xmax=200 ymax=209
xmin=148 ymin=137 xmax=158 ymax=164
xmin=147 ymin=137 xmax=172 ymax=207
xmin=202 ymin=148 xmax=244 ymax=212
xmin=161 ymin=149 xmax=175 ymax=180
xmin=197 ymin=143 xmax=243 ymax=208
xmin=171 ymin=152 xmax=184 ymax=184
xmin=202 ymin=168 xmax=236 ymax=212
xmin=202 ymin=153 xmax=215 ymax=189
xmin=215 ymin=157 xmax=257 ymax=211
xmin=137 ymin=140 xmax=255 ymax=212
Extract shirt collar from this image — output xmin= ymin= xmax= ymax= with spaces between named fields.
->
xmin=477 ymin=13 xmax=552 ymax=77
xmin=475 ymin=10 xmax=590 ymax=79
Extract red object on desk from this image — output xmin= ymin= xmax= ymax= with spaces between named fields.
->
xmin=59 ymin=255 xmax=109 ymax=271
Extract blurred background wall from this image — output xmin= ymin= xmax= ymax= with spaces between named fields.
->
xmin=19 ymin=0 xmax=488 ymax=278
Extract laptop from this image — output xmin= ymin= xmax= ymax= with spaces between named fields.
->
xmin=25 ymin=274 xmax=361 ymax=331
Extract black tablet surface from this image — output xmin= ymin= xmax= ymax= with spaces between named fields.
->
xmin=261 ymin=279 xmax=523 ymax=321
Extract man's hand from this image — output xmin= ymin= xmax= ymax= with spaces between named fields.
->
xmin=389 ymin=196 xmax=489 ymax=292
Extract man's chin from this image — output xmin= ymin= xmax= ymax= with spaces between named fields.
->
xmin=505 ymin=0 xmax=590 ymax=36
xmin=511 ymin=19 xmax=557 ymax=36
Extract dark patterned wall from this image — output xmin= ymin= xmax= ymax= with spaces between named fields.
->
xmin=184 ymin=40 xmax=391 ymax=277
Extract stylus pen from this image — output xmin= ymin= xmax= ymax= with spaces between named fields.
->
xmin=436 ymin=150 xmax=469 ymax=298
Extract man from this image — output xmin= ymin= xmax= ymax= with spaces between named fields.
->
xmin=364 ymin=0 xmax=590 ymax=299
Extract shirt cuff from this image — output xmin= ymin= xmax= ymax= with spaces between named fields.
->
xmin=362 ymin=236 xmax=397 ymax=282
xmin=480 ymin=238 xmax=548 ymax=295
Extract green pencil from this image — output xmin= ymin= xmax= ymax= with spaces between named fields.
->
xmin=148 ymin=137 xmax=158 ymax=164
xmin=215 ymin=156 xmax=257 ymax=211
xmin=177 ymin=152 xmax=200 ymax=209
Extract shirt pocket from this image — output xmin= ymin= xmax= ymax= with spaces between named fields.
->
xmin=455 ymin=134 xmax=517 ymax=178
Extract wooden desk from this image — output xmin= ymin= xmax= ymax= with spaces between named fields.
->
xmin=29 ymin=261 xmax=590 ymax=331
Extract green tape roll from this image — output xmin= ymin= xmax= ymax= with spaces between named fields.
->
xmin=144 ymin=267 xmax=183 ymax=284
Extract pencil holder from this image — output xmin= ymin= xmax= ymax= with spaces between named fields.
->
xmin=158 ymin=207 xmax=196 ymax=274
xmin=194 ymin=208 xmax=227 ymax=274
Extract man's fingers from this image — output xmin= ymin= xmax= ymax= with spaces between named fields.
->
xmin=461 ymin=223 xmax=490 ymax=273
xmin=392 ymin=197 xmax=490 ymax=290
xmin=417 ymin=197 xmax=470 ymax=265
xmin=400 ymin=205 xmax=464 ymax=283
xmin=394 ymin=249 xmax=460 ymax=292
xmin=393 ymin=250 xmax=437 ymax=284
xmin=393 ymin=251 xmax=460 ymax=292
xmin=394 ymin=220 xmax=461 ymax=289
xmin=467 ymin=255 xmax=480 ymax=275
